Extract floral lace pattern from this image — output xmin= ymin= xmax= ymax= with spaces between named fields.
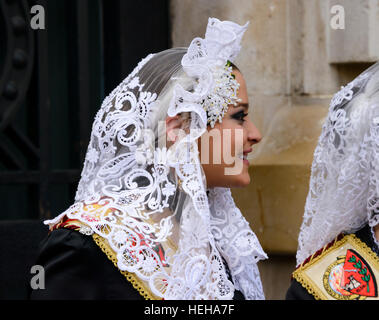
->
xmin=45 ymin=18 xmax=267 ymax=300
xmin=208 ymin=188 xmax=267 ymax=299
xmin=297 ymin=63 xmax=379 ymax=265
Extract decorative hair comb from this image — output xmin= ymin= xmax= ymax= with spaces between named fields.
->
xmin=168 ymin=18 xmax=249 ymax=129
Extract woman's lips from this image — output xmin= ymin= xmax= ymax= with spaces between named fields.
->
xmin=244 ymin=149 xmax=252 ymax=165
xmin=238 ymin=148 xmax=252 ymax=166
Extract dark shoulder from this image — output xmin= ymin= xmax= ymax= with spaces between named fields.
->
xmin=286 ymin=278 xmax=315 ymax=300
xmin=34 ymin=228 xmax=105 ymax=271
xmin=30 ymin=229 xmax=144 ymax=300
xmin=38 ymin=228 xmax=94 ymax=254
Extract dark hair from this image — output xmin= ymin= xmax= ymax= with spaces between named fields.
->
xmin=226 ymin=60 xmax=240 ymax=73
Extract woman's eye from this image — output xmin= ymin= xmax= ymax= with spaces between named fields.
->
xmin=232 ymin=111 xmax=248 ymax=122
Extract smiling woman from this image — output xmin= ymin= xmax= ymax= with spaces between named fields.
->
xmin=30 ymin=18 xmax=267 ymax=301
xmin=199 ymin=69 xmax=262 ymax=188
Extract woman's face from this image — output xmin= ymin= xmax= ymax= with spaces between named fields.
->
xmin=199 ymin=69 xmax=262 ymax=188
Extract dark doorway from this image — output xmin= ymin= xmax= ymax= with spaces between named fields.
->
xmin=0 ymin=0 xmax=171 ymax=221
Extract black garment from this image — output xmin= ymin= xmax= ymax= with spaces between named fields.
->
xmin=285 ymin=224 xmax=379 ymax=300
xmin=29 ymin=228 xmax=143 ymax=300
xmin=29 ymin=229 xmax=245 ymax=300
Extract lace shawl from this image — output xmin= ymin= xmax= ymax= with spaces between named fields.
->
xmin=297 ymin=61 xmax=379 ymax=265
xmin=45 ymin=18 xmax=267 ymax=300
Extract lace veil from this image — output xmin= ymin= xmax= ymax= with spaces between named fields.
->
xmin=296 ymin=61 xmax=379 ymax=265
xmin=45 ymin=18 xmax=267 ymax=300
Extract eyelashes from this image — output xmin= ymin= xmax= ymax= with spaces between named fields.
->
xmin=231 ymin=110 xmax=248 ymax=122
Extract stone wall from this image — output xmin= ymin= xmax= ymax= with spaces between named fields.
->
xmin=170 ymin=0 xmax=379 ymax=299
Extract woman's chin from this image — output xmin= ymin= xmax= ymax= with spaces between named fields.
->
xmin=203 ymin=165 xmax=251 ymax=189
xmin=233 ymin=174 xmax=251 ymax=188
xmin=219 ymin=173 xmax=251 ymax=189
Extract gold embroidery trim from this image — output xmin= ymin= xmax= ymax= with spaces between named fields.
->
xmin=292 ymin=234 xmax=379 ymax=300
xmin=53 ymin=215 xmax=174 ymax=300
xmin=92 ymin=233 xmax=161 ymax=300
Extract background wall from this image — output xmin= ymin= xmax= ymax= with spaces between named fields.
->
xmin=170 ymin=0 xmax=379 ymax=299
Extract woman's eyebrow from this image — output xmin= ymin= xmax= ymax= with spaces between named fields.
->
xmin=236 ymin=102 xmax=249 ymax=109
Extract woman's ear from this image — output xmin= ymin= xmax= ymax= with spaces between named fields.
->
xmin=165 ymin=115 xmax=183 ymax=143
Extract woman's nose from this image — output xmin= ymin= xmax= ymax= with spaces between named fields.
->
xmin=247 ymin=119 xmax=262 ymax=144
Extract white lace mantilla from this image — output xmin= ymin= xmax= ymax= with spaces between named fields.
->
xmin=297 ymin=63 xmax=379 ymax=265
xmin=45 ymin=18 xmax=267 ymax=300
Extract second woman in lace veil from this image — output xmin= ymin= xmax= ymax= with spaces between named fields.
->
xmin=287 ymin=62 xmax=379 ymax=300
